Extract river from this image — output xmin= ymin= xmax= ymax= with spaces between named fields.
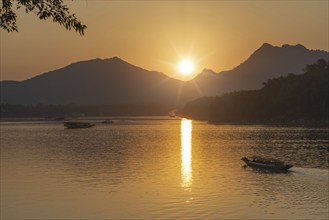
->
xmin=1 ymin=118 xmax=328 ymax=219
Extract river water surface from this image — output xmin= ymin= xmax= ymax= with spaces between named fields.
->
xmin=1 ymin=118 xmax=328 ymax=219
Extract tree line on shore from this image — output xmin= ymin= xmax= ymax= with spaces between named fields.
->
xmin=181 ymin=59 xmax=329 ymax=124
xmin=0 ymin=103 xmax=169 ymax=118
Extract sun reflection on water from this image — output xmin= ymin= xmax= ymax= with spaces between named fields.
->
xmin=181 ymin=119 xmax=192 ymax=188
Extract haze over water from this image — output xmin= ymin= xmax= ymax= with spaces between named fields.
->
xmin=1 ymin=118 xmax=328 ymax=219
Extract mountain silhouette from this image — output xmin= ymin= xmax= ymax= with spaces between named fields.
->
xmin=0 ymin=57 xmax=198 ymax=106
xmin=189 ymin=43 xmax=328 ymax=95
xmin=1 ymin=43 xmax=328 ymax=106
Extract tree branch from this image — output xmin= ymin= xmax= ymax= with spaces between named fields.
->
xmin=0 ymin=0 xmax=86 ymax=35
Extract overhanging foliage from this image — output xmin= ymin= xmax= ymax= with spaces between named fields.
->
xmin=0 ymin=0 xmax=86 ymax=35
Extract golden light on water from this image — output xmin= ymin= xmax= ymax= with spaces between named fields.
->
xmin=181 ymin=119 xmax=192 ymax=188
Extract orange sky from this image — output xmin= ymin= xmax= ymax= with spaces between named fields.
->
xmin=1 ymin=1 xmax=328 ymax=81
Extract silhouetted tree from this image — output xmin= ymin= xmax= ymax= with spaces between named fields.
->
xmin=0 ymin=0 xmax=86 ymax=35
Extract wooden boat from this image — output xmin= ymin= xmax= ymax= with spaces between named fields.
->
xmin=64 ymin=122 xmax=95 ymax=129
xmin=241 ymin=156 xmax=293 ymax=171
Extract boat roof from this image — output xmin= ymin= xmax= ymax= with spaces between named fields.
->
xmin=251 ymin=156 xmax=283 ymax=162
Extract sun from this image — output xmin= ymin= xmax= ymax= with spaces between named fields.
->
xmin=178 ymin=59 xmax=194 ymax=75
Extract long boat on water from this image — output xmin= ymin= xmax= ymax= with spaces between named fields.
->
xmin=241 ymin=156 xmax=293 ymax=171
xmin=64 ymin=122 xmax=95 ymax=129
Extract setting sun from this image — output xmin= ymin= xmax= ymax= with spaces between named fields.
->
xmin=178 ymin=59 xmax=194 ymax=75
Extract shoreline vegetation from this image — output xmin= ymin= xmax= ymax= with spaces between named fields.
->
xmin=0 ymin=103 xmax=170 ymax=118
xmin=0 ymin=116 xmax=327 ymax=128
xmin=181 ymin=59 xmax=328 ymax=125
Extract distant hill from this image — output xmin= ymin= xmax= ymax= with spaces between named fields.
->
xmin=0 ymin=57 xmax=199 ymax=107
xmin=189 ymin=43 xmax=329 ymax=95
xmin=1 ymin=43 xmax=328 ymax=107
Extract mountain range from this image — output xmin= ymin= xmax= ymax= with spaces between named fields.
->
xmin=1 ymin=43 xmax=328 ymax=107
